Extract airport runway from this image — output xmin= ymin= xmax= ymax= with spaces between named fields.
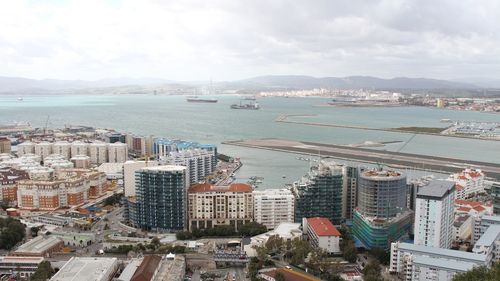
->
xmin=223 ymin=138 xmax=500 ymax=179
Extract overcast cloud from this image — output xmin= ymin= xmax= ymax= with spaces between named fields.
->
xmin=1 ymin=0 xmax=499 ymax=81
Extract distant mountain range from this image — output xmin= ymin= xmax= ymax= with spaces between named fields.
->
xmin=0 ymin=74 xmax=495 ymax=93
xmin=234 ymin=75 xmax=480 ymax=90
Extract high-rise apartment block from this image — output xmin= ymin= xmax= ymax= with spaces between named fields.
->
xmin=162 ymin=149 xmax=216 ymax=185
xmin=292 ymin=161 xmax=343 ymax=225
xmin=414 ymin=180 xmax=455 ymax=248
xmin=187 ymin=183 xmax=253 ymax=231
xmin=352 ymin=169 xmax=413 ymax=249
xmin=253 ymin=189 xmax=295 ymax=229
xmin=133 ymin=166 xmax=186 ymax=231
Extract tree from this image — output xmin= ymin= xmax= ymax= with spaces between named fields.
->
xmin=363 ymin=260 xmax=382 ymax=280
xmin=342 ymin=240 xmax=357 ymax=263
xmin=265 ymin=235 xmax=284 ymax=254
xmin=369 ymin=248 xmax=390 ymax=265
xmin=275 ymin=271 xmax=285 ymax=281
xmin=238 ymin=222 xmax=267 ymax=236
xmin=151 ymin=237 xmax=161 ymax=248
xmin=30 ymin=226 xmax=40 ymax=237
xmin=0 ymin=217 xmax=26 ymax=250
xmin=452 ymin=263 xmax=500 ymax=281
xmin=30 ymin=261 xmax=54 ymax=281
xmin=290 ymin=239 xmax=312 ymax=265
xmin=254 ymin=245 xmax=268 ymax=261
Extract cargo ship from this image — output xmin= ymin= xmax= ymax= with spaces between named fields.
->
xmin=230 ymin=101 xmax=260 ymax=110
xmin=186 ymin=96 xmax=218 ymax=103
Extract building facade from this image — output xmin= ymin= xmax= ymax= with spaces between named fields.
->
xmin=0 ymin=136 xmax=11 ymax=154
xmin=292 ymin=161 xmax=343 ymax=225
xmin=302 ymin=217 xmax=341 ymax=254
xmin=188 ymin=183 xmax=253 ymax=231
xmin=414 ymin=180 xmax=455 ymax=248
xmin=133 ymin=166 xmax=186 ymax=231
xmin=162 ymin=149 xmax=216 ymax=185
xmin=352 ymin=169 xmax=413 ymax=249
xmin=342 ymin=165 xmax=364 ymax=221
xmin=447 ymin=168 xmax=485 ymax=200
xmin=253 ymin=189 xmax=294 ymax=230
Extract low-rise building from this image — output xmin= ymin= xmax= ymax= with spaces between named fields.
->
xmin=448 ymin=168 xmax=485 ymax=200
xmin=473 ymin=215 xmax=500 ymax=244
xmin=472 ymin=225 xmax=500 ymax=264
xmin=302 ymin=217 xmax=341 ymax=254
xmin=259 ymin=268 xmax=320 ymax=281
xmin=188 ymin=183 xmax=253 ymax=231
xmin=0 ymin=256 xmax=44 ymax=279
xmin=390 ymin=242 xmax=489 ymax=281
xmin=244 ymin=223 xmax=302 ymax=257
xmin=50 ymin=257 xmax=119 ymax=281
xmin=13 ymin=235 xmax=64 ymax=257
xmin=253 ymin=189 xmax=295 ymax=230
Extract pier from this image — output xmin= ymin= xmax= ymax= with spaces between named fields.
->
xmin=222 ymin=138 xmax=500 ymax=179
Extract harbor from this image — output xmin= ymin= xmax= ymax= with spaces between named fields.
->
xmin=223 ymin=138 xmax=500 ymax=180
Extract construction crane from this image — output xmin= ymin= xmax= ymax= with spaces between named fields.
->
xmin=44 ymin=115 xmax=50 ymax=135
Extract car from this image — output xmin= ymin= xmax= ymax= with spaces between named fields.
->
xmin=285 ymin=266 xmax=291 ymax=269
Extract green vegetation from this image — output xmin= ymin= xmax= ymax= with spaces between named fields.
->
xmin=30 ymin=261 xmax=55 ymax=281
xmin=0 ymin=217 xmax=26 ymax=250
xmin=105 ymin=242 xmax=186 ymax=255
xmin=363 ymin=259 xmax=384 ymax=281
xmin=176 ymin=222 xmax=267 ymax=240
xmin=392 ymin=126 xmax=445 ymax=134
xmin=275 ymin=271 xmax=285 ymax=281
xmin=339 ymin=225 xmax=358 ymax=263
xmin=30 ymin=226 xmax=40 ymax=237
xmin=369 ymin=248 xmax=391 ymax=266
xmin=452 ymin=263 xmax=500 ymax=281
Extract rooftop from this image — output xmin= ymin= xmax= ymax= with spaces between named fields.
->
xmin=141 ymin=165 xmax=186 ymax=172
xmin=261 ymin=268 xmax=320 ymax=281
xmin=15 ymin=236 xmax=62 ymax=254
xmin=413 ymin=255 xmax=476 ymax=272
xmin=189 ymin=183 xmax=253 ymax=193
xmin=417 ymin=180 xmax=455 ymax=199
xmin=50 ymin=257 xmax=118 ymax=281
xmin=306 ymin=217 xmax=341 ymax=237
xmin=396 ymin=242 xmax=487 ymax=263
xmin=475 ymin=225 xmax=500 ymax=247
xmin=131 ymin=255 xmax=162 ymax=281
xmin=481 ymin=215 xmax=500 ymax=223
xmin=361 ymin=169 xmax=404 ymax=179
xmin=0 ymin=256 xmax=44 ymax=264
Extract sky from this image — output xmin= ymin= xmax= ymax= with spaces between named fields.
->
xmin=1 ymin=0 xmax=500 ymax=81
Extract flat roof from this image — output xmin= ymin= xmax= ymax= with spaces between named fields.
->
xmin=413 ymin=255 xmax=475 ymax=272
xmin=0 ymin=256 xmax=44 ymax=264
xmin=50 ymin=257 xmax=118 ymax=281
xmin=188 ymin=183 xmax=252 ymax=193
xmin=15 ymin=236 xmax=62 ymax=254
xmin=417 ymin=180 xmax=455 ymax=199
xmin=306 ymin=217 xmax=341 ymax=237
xmin=140 ymin=165 xmax=186 ymax=172
xmin=261 ymin=268 xmax=320 ymax=281
xmin=397 ymin=242 xmax=486 ymax=263
xmin=475 ymin=225 xmax=500 ymax=247
xmin=481 ymin=215 xmax=500 ymax=223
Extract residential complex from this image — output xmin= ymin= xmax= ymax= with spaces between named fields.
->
xmin=133 ymin=166 xmax=186 ymax=231
xmin=447 ymin=168 xmax=485 ymax=200
xmin=253 ymin=189 xmax=295 ymax=230
xmin=352 ymin=169 xmax=413 ymax=249
xmin=292 ymin=160 xmax=343 ymax=225
xmin=302 ymin=217 xmax=341 ymax=254
xmin=187 ymin=183 xmax=253 ymax=231
xmin=414 ymin=180 xmax=455 ymax=248
xmin=162 ymin=149 xmax=216 ymax=185
xmin=342 ymin=165 xmax=364 ymax=220
xmin=123 ymin=160 xmax=158 ymax=197
xmin=0 ymin=167 xmax=29 ymax=204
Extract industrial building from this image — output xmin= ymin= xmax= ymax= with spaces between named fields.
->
xmin=50 ymin=257 xmax=119 ymax=281
xmin=0 ymin=256 xmax=44 ymax=279
xmin=13 ymin=236 xmax=64 ymax=257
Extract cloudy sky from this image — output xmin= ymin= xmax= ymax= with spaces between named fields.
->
xmin=1 ymin=0 xmax=499 ymax=81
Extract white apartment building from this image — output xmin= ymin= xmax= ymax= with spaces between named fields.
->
xmin=390 ymin=242 xmax=489 ymax=281
xmin=253 ymin=189 xmax=295 ymax=230
xmin=16 ymin=141 xmax=35 ymax=156
xmin=52 ymin=141 xmax=71 ymax=159
xmin=473 ymin=215 xmax=500 ymax=243
xmin=302 ymin=217 xmax=341 ymax=254
xmin=448 ymin=168 xmax=485 ymax=200
xmin=34 ymin=142 xmax=53 ymax=162
xmin=89 ymin=142 xmax=109 ymax=164
xmin=187 ymin=183 xmax=253 ymax=231
xmin=472 ymin=224 xmax=500 ymax=264
xmin=414 ymin=180 xmax=455 ymax=248
xmin=70 ymin=141 xmax=89 ymax=158
xmin=161 ymin=149 xmax=215 ymax=185
xmin=107 ymin=142 xmax=128 ymax=163
xmin=123 ymin=160 xmax=158 ymax=197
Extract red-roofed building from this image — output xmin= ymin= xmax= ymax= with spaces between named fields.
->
xmin=188 ymin=183 xmax=253 ymax=231
xmin=259 ymin=268 xmax=320 ymax=281
xmin=448 ymin=168 xmax=485 ymax=200
xmin=454 ymin=199 xmax=493 ymax=217
xmin=302 ymin=217 xmax=341 ymax=254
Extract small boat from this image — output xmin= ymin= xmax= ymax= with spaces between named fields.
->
xmin=17 ymin=97 xmax=23 ymax=101
xmin=186 ymin=96 xmax=218 ymax=103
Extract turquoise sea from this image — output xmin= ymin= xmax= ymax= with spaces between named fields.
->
xmin=1 ymin=94 xmax=499 ymax=187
